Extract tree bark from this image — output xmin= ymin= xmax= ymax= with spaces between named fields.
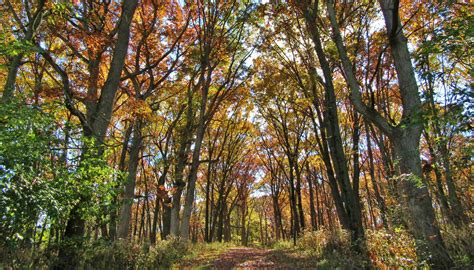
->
xmin=117 ymin=121 xmax=142 ymax=239
xmin=306 ymin=165 xmax=318 ymax=231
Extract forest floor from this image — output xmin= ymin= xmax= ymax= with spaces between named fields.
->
xmin=177 ymin=246 xmax=318 ymax=269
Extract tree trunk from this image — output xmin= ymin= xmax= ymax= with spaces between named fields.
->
xmin=365 ymin=122 xmax=389 ymax=229
xmin=180 ymin=117 xmax=206 ymax=240
xmin=117 ymin=122 xmax=142 ymax=239
xmin=302 ymin=6 xmax=365 ymax=248
xmin=170 ymin=89 xmax=194 ymax=236
xmin=393 ymin=134 xmax=453 ymax=267
xmin=306 ymin=165 xmax=317 ymax=231
xmin=294 ymin=162 xmax=306 ymax=231
xmin=110 ymin=125 xmax=133 ymax=240
xmin=204 ymin=158 xmax=213 ymax=242
xmin=180 ymin=61 xmax=212 ymax=239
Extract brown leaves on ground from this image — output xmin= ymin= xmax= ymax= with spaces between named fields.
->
xmin=180 ymin=247 xmax=317 ymax=269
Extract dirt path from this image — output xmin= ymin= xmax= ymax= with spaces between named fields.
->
xmin=181 ymin=247 xmax=316 ymax=269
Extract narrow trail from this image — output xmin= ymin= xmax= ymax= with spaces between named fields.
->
xmin=180 ymin=247 xmax=316 ymax=269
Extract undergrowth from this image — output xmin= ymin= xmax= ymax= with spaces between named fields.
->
xmin=270 ymin=226 xmax=472 ymax=269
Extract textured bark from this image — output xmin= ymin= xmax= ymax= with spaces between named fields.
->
xmin=169 ymin=87 xmax=194 ymax=236
xmin=180 ymin=109 xmax=207 ymax=240
xmin=393 ymin=135 xmax=453 ymax=268
xmin=117 ymin=122 xmax=142 ymax=239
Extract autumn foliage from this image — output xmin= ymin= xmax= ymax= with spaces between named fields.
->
xmin=0 ymin=0 xmax=472 ymax=269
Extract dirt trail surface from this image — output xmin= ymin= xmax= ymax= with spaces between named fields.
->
xmin=180 ymin=247 xmax=316 ymax=269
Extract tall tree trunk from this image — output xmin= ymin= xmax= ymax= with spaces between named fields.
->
xmin=180 ymin=117 xmax=206 ymax=240
xmin=180 ymin=62 xmax=212 ymax=239
xmin=204 ymin=157 xmax=213 ymax=242
xmin=294 ymin=162 xmax=306 ymax=231
xmin=170 ymin=89 xmax=194 ymax=236
xmin=306 ymin=165 xmax=317 ymax=231
xmin=241 ymin=196 xmax=248 ymax=245
xmin=110 ymin=125 xmax=133 ymax=241
xmin=271 ymin=189 xmax=282 ymax=240
xmin=315 ymin=178 xmax=324 ymax=228
xmin=287 ymin=161 xmax=299 ymax=245
xmin=117 ymin=122 xmax=142 ymax=239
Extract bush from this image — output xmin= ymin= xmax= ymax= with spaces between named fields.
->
xmin=80 ymin=237 xmax=189 ymax=270
xmin=270 ymin=240 xmax=294 ymax=250
xmin=81 ymin=239 xmax=140 ymax=270
xmin=297 ymin=228 xmax=351 ymax=257
xmin=135 ymin=236 xmax=189 ymax=269
xmin=442 ymin=224 xmax=473 ymax=267
xmin=294 ymin=228 xmax=419 ymax=268
xmin=366 ymin=228 xmax=418 ymax=268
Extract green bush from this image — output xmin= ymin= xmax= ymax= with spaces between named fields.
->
xmin=270 ymin=240 xmax=293 ymax=250
xmin=80 ymin=237 xmax=188 ymax=270
xmin=135 ymin=236 xmax=189 ymax=269
xmin=442 ymin=224 xmax=473 ymax=267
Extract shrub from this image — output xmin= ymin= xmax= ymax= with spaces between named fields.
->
xmin=136 ymin=236 xmax=189 ymax=269
xmin=442 ymin=224 xmax=473 ymax=267
xmin=81 ymin=239 xmax=140 ymax=270
xmin=270 ymin=240 xmax=294 ymax=250
xmin=295 ymin=228 xmax=419 ymax=268
xmin=297 ymin=228 xmax=351 ymax=257
xmin=366 ymin=228 xmax=418 ymax=268
xmin=81 ymin=237 xmax=189 ymax=269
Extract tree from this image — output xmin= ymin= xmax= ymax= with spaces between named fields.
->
xmin=316 ymin=0 xmax=453 ymax=266
xmin=41 ymin=0 xmax=138 ymax=267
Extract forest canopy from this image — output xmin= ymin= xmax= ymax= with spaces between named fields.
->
xmin=0 ymin=0 xmax=472 ymax=269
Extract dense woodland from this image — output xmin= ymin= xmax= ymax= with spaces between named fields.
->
xmin=0 ymin=0 xmax=472 ymax=269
